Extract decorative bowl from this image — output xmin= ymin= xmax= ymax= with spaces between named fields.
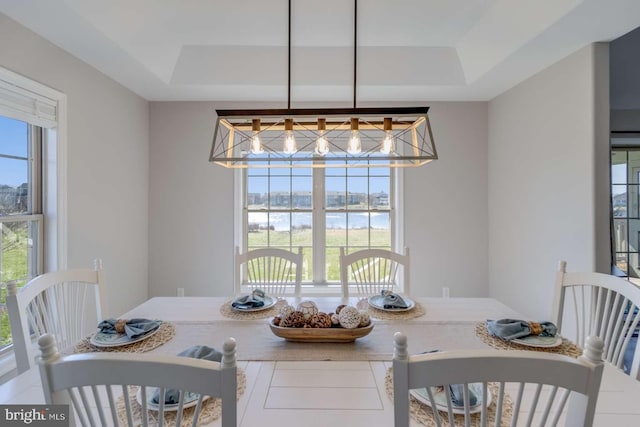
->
xmin=268 ymin=322 xmax=374 ymax=343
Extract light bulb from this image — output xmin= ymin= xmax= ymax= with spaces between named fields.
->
xmin=380 ymin=117 xmax=394 ymax=154
xmin=348 ymin=131 xmax=361 ymax=154
xmin=250 ymin=132 xmax=264 ymax=154
xmin=347 ymin=118 xmax=361 ymax=154
xmin=283 ymin=119 xmax=297 ymax=154
xmin=250 ymin=118 xmax=264 ymax=154
xmin=315 ymin=118 xmax=329 ymax=156
xmin=283 ymin=131 xmax=296 ymax=153
xmin=315 ymin=132 xmax=329 ymax=156
xmin=380 ymin=131 xmax=394 ymax=154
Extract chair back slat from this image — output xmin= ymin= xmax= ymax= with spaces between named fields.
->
xmin=538 ymin=385 xmax=558 ymax=425
xmin=509 ymin=383 xmax=524 ymax=427
xmin=174 ymin=392 xmax=184 ymax=427
xmin=67 ymin=389 xmax=86 ymax=427
xmin=122 ymin=385 xmax=134 ymax=427
xmin=140 ymin=387 xmax=149 ymax=427
xmin=192 ymin=398 xmax=204 ymax=427
xmin=90 ymin=385 xmax=107 ymax=427
xmin=105 ymin=386 xmax=119 ymax=426
xmin=480 ymin=382 xmax=488 ymax=427
xmin=77 ymin=387 xmax=95 ymax=427
xmin=423 ymin=386 xmax=442 ymax=427
xmin=494 ymin=382 xmax=505 ymax=427
xmin=555 ymin=388 xmax=572 ymax=424
xmin=524 ymin=383 xmax=543 ymax=426
xmin=605 ymin=294 xmax=625 ymax=360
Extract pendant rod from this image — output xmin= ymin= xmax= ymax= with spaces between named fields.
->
xmin=353 ymin=0 xmax=357 ymax=109
xmin=287 ymin=0 xmax=292 ymax=109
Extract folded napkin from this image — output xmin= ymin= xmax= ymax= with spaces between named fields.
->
xmin=231 ymin=288 xmax=266 ymax=309
xmin=421 ymin=350 xmax=477 ymax=407
xmin=486 ymin=318 xmax=557 ymax=341
xmin=448 ymin=384 xmax=477 ymax=407
xmin=97 ymin=318 xmax=161 ymax=339
xmin=152 ymin=345 xmax=223 ymax=405
xmin=381 ymin=289 xmax=408 ymax=309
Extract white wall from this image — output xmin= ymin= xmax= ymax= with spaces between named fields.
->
xmin=148 ymin=102 xmax=235 ymax=297
xmin=0 ymin=14 xmax=149 ymax=316
xmin=147 ymin=102 xmax=489 ymax=297
xmin=488 ymin=44 xmax=610 ymax=319
xmin=404 ymin=102 xmax=489 ymax=297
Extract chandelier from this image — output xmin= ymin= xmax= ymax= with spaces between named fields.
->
xmin=209 ymin=1 xmax=437 ymax=169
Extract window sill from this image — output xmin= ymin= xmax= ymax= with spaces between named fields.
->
xmin=0 ymin=352 xmax=17 ymax=384
xmin=239 ymin=283 xmax=343 ymax=296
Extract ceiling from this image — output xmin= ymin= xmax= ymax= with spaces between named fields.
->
xmin=2 ymin=0 xmax=640 ymax=103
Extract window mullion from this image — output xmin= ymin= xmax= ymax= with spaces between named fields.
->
xmin=312 ymin=167 xmax=325 ymax=284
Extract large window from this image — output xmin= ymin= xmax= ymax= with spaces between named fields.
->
xmin=243 ymin=157 xmax=394 ymax=285
xmin=0 ymin=116 xmax=43 ymax=350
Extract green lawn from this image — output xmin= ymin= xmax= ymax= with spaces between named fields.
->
xmin=248 ymin=228 xmax=390 ymax=281
xmin=1 ymin=222 xmax=29 ymax=346
xmin=0 ymin=226 xmax=389 ymax=346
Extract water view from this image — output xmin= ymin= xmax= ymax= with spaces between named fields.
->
xmin=247 ymin=211 xmax=390 ymax=232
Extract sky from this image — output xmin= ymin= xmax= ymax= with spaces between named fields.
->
xmin=0 ymin=116 xmax=28 ymax=187
xmin=247 ymin=164 xmax=390 ymax=195
xmin=612 ymin=164 xmax=625 ymax=195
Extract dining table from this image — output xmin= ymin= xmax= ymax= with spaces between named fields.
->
xmin=1 ymin=296 xmax=639 ymax=426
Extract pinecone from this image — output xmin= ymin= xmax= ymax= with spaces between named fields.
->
xmin=309 ymin=312 xmax=332 ymax=328
xmin=280 ymin=310 xmax=307 ymax=328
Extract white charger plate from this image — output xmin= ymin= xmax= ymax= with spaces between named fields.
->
xmin=511 ymin=334 xmax=563 ymax=348
xmin=410 ymin=383 xmax=492 ymax=415
xmin=231 ymin=295 xmax=276 ymax=312
xmin=368 ymin=294 xmax=415 ymax=312
xmin=136 ymin=386 xmax=209 ymax=412
xmin=89 ymin=325 xmax=160 ymax=348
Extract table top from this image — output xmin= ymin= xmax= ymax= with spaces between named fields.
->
xmin=2 ymin=297 xmax=639 ymax=426
xmin=122 ymin=296 xmax=524 ymax=323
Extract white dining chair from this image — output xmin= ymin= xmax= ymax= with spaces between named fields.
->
xmin=553 ymin=260 xmax=640 ymax=380
xmin=234 ymin=246 xmax=303 ymax=297
xmin=392 ymin=332 xmax=605 ymax=427
xmin=37 ymin=333 xmax=238 ymax=427
xmin=6 ymin=259 xmax=106 ymax=374
xmin=339 ymin=247 xmax=410 ymax=298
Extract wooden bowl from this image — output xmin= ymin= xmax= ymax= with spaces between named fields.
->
xmin=269 ymin=322 xmax=374 ymax=343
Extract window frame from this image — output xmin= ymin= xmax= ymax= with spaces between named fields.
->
xmin=611 ymin=140 xmax=640 ymax=280
xmin=0 ymin=122 xmax=44 ymax=272
xmin=0 ymin=66 xmax=67 ymax=379
xmin=0 ymin=121 xmax=44 ymax=355
xmin=236 ymin=163 xmax=403 ymax=289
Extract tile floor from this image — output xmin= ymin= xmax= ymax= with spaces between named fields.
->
xmin=239 ymin=361 xmax=394 ymax=427
xmin=2 ymin=358 xmax=640 ymax=426
xmin=234 ymin=361 xmax=640 ymax=427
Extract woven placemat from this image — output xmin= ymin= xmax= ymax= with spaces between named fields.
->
xmin=116 ymin=369 xmax=246 ymax=427
xmin=74 ymin=322 xmax=176 ymax=354
xmin=219 ymin=299 xmax=288 ymax=320
xmin=474 ymin=322 xmax=583 ymax=358
xmin=356 ymin=298 xmax=426 ymax=320
xmin=385 ymin=368 xmax=513 ymax=427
